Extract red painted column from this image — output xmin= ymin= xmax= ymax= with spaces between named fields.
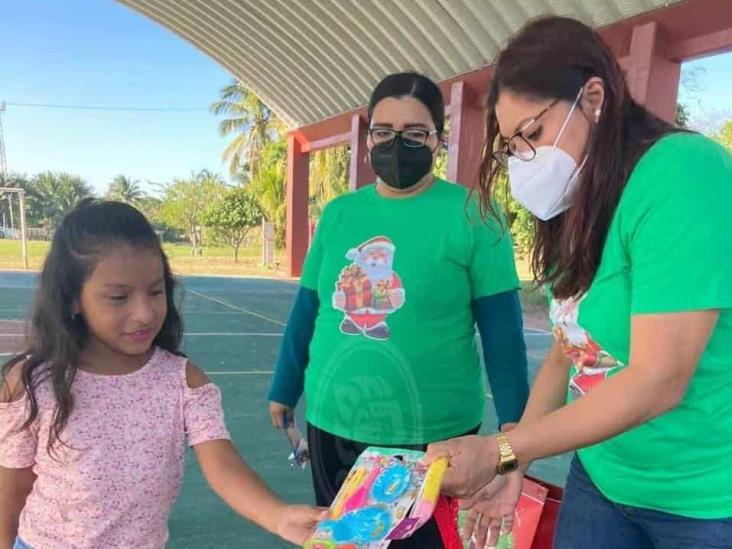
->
xmin=349 ymin=113 xmax=375 ymax=191
xmin=624 ymin=21 xmax=681 ymax=123
xmin=286 ymin=132 xmax=310 ymax=277
xmin=446 ymin=80 xmax=485 ymax=187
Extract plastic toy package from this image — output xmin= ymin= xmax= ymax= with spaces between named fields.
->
xmin=283 ymin=416 xmax=309 ymax=470
xmin=304 ymin=447 xmax=448 ymax=549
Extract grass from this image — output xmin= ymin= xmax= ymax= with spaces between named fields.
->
xmin=0 ymin=239 xmax=547 ymax=315
xmin=0 ymin=239 xmax=285 ymax=276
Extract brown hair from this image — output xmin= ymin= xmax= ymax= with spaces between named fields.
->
xmin=477 ymin=16 xmax=677 ymax=299
xmin=1 ymin=200 xmax=183 ymax=454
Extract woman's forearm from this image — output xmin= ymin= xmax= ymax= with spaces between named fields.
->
xmin=508 ymin=365 xmax=681 ymax=466
xmin=520 ymin=341 xmax=571 ymax=425
xmin=509 ymin=311 xmax=716 ymax=465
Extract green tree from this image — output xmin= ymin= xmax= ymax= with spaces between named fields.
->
xmin=106 ymin=175 xmax=144 ymax=204
xmin=675 ymin=103 xmax=690 ymax=128
xmin=493 ymin=172 xmax=535 ymax=257
xmin=713 ymin=119 xmax=732 ymax=153
xmin=0 ymin=173 xmax=40 ymax=227
xmin=247 ymin=140 xmax=287 ymax=247
xmin=201 ymin=187 xmax=263 ymax=262
xmin=309 ymin=146 xmax=349 ymax=220
xmin=210 ymin=81 xmax=285 ymax=178
xmin=159 ymin=170 xmax=227 ymax=255
xmin=28 ymin=172 xmax=94 ymax=228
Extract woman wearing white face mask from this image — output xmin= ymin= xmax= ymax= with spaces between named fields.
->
xmin=425 ymin=16 xmax=732 ymax=549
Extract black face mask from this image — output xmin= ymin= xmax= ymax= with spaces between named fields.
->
xmin=369 ymin=140 xmax=434 ymax=190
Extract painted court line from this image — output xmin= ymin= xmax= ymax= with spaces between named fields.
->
xmin=0 ymin=332 xmax=282 ymax=338
xmin=206 ymin=370 xmax=273 ymax=375
xmin=0 ymin=330 xmax=550 ymax=338
xmin=187 ymin=289 xmax=285 ymax=327
xmin=185 ymin=332 xmax=282 ymax=337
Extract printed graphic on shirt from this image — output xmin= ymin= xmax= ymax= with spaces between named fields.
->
xmin=332 ymin=236 xmax=406 ymax=341
xmin=550 ymin=296 xmax=624 ymax=399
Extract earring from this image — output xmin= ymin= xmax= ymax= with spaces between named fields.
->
xmin=594 ymin=108 xmax=601 ymax=122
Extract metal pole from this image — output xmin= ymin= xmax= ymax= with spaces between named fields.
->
xmin=261 ymin=218 xmax=266 ymax=268
xmin=7 ymin=195 xmax=13 ymax=230
xmin=19 ymin=190 xmax=28 ymax=270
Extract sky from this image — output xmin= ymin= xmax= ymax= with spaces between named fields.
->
xmin=1 ymin=1 xmax=232 ymax=195
xmin=1 ymin=1 xmax=730 ymax=196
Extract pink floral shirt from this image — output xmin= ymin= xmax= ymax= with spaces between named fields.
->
xmin=0 ymin=347 xmax=230 ymax=549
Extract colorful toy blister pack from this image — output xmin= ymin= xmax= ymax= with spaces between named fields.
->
xmin=304 ymin=447 xmax=448 ymax=549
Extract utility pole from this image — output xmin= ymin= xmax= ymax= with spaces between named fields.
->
xmin=0 ymin=102 xmax=7 ymax=181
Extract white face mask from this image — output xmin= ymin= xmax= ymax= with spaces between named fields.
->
xmin=508 ymin=88 xmax=586 ymax=221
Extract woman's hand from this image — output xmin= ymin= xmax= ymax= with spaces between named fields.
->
xmin=269 ymin=401 xmax=294 ymax=429
xmin=275 ymin=504 xmax=329 ymax=546
xmin=424 ymin=435 xmax=499 ymax=499
xmin=461 ymin=472 xmax=523 ymax=548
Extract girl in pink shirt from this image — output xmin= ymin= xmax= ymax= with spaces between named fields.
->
xmin=0 ymin=200 xmax=325 ymax=549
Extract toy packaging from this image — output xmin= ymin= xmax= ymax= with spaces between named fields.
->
xmin=304 ymin=447 xmax=450 ymax=548
xmin=282 ymin=416 xmax=309 ymax=470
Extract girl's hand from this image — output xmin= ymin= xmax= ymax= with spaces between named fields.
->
xmin=269 ymin=401 xmax=294 ymax=429
xmin=424 ymin=435 xmax=499 ymax=498
xmin=276 ymin=504 xmax=329 ymax=546
xmin=460 ymin=471 xmax=523 ymax=548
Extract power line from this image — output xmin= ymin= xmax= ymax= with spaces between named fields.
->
xmin=4 ymin=101 xmax=206 ymax=113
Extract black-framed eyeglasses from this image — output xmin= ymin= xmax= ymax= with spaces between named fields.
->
xmin=369 ymin=127 xmax=439 ymax=149
xmin=492 ymin=99 xmax=560 ymax=167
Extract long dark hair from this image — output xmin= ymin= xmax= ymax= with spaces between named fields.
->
xmin=477 ymin=16 xmax=677 ymax=299
xmin=1 ymin=199 xmax=183 ymax=453
xmin=367 ymin=72 xmax=445 ymax=136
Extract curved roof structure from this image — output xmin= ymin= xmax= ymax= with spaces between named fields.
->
xmin=118 ymin=0 xmax=684 ymax=128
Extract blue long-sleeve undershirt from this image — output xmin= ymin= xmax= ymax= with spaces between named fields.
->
xmin=268 ymin=287 xmax=529 ymax=427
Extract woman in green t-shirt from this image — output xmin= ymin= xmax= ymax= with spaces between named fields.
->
xmin=426 ymin=16 xmax=732 ymax=549
xmin=268 ymin=72 xmax=530 ymax=547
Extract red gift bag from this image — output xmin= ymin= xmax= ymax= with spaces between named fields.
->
xmin=458 ymin=476 xmax=563 ymax=549
xmin=515 ymin=476 xmax=563 ymax=549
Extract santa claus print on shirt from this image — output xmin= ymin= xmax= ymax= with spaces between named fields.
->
xmin=332 ymin=236 xmax=406 ymax=340
xmin=550 ymin=295 xmax=624 ymax=399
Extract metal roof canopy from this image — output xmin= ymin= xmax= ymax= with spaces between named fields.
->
xmin=118 ymin=0 xmax=727 ymax=129
xmin=116 ymin=0 xmax=732 ymax=276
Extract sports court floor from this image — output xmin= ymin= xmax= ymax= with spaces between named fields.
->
xmin=0 ymin=272 xmax=570 ymax=548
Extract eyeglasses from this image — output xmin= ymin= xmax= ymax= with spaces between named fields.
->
xmin=369 ymin=127 xmax=438 ymax=149
xmin=492 ymin=99 xmax=560 ymax=168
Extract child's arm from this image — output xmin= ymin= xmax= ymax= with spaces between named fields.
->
xmin=0 ymin=466 xmax=35 ymax=549
xmin=194 ymin=440 xmax=324 ymax=545
xmin=0 ymin=363 xmax=37 ymax=549
xmin=185 ymin=363 xmax=325 ymax=546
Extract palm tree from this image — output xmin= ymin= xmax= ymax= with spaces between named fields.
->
xmin=106 ymin=175 xmax=144 ymax=204
xmin=247 ymin=141 xmax=287 ymax=247
xmin=210 ymin=80 xmax=286 ymax=178
xmin=32 ymin=172 xmax=93 ymax=228
xmin=309 ymin=147 xmax=349 ymax=220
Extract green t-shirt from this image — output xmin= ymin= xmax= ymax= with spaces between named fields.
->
xmin=549 ymin=133 xmax=732 ymax=518
xmin=301 ymin=179 xmax=518 ymax=444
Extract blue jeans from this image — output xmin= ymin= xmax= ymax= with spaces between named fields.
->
xmin=555 ymin=456 xmax=732 ymax=548
xmin=13 ymin=539 xmax=32 ymax=549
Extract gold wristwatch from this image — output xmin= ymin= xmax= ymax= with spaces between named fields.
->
xmin=495 ymin=432 xmax=519 ymax=475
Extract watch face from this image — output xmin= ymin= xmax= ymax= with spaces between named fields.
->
xmin=498 ymin=459 xmax=519 ymax=475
